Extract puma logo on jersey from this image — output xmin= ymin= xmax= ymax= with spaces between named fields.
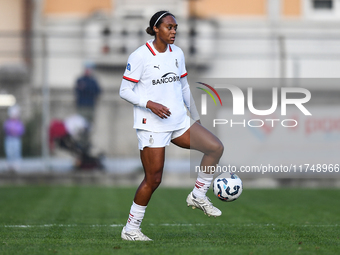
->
xmin=154 ymin=65 xmax=160 ymax=70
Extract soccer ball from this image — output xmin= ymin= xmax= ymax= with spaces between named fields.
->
xmin=213 ymin=172 xmax=243 ymax=202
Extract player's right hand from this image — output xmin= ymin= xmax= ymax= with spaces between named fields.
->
xmin=146 ymin=100 xmax=171 ymax=119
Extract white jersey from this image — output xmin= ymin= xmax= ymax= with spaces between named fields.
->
xmin=121 ymin=39 xmax=189 ymax=132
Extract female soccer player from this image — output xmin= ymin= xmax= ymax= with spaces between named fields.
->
xmin=119 ymin=10 xmax=224 ymax=241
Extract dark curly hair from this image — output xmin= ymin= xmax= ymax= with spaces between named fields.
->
xmin=146 ymin=10 xmax=175 ymax=36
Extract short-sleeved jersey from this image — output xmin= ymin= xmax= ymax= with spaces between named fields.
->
xmin=123 ymin=39 xmax=188 ymax=132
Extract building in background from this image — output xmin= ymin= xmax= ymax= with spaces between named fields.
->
xmin=0 ymin=0 xmax=34 ymax=159
xmin=1 ymin=0 xmax=340 ymax=159
xmin=0 ymin=0 xmax=31 ymax=111
xmin=34 ymin=0 xmax=340 ymax=87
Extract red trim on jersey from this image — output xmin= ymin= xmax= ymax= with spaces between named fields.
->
xmin=180 ymin=72 xmax=188 ymax=78
xmin=169 ymin=45 xmax=172 ymax=52
xmin=146 ymin=42 xmax=156 ymax=56
xmin=123 ymin=76 xmax=139 ymax=83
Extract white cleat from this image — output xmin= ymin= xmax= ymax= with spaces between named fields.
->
xmin=186 ymin=192 xmax=222 ymax=217
xmin=121 ymin=227 xmax=153 ymax=241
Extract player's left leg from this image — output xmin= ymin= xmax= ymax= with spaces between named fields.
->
xmin=171 ymin=121 xmax=224 ymax=217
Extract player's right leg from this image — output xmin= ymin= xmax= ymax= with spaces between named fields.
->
xmin=121 ymin=146 xmax=165 ymax=241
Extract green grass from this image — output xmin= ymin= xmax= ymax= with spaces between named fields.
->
xmin=0 ymin=186 xmax=339 ymax=254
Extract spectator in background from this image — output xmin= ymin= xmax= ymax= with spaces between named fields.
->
xmin=3 ymin=105 xmax=25 ymax=172
xmin=49 ymin=115 xmax=103 ymax=170
xmin=74 ymin=64 xmax=102 ymax=126
xmin=49 ymin=114 xmax=89 ymax=154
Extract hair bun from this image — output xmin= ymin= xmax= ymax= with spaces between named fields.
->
xmin=146 ymin=26 xmax=155 ymax=36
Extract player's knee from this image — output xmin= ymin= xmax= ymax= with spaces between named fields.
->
xmin=146 ymin=173 xmax=162 ymax=191
xmin=208 ymin=140 xmax=224 ymax=159
xmin=150 ymin=176 xmax=162 ymax=191
xmin=215 ymin=141 xmax=224 ymax=158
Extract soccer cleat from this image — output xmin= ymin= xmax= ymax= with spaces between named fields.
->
xmin=186 ymin=192 xmax=222 ymax=217
xmin=121 ymin=226 xmax=153 ymax=241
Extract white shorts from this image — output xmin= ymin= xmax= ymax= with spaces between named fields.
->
xmin=136 ymin=116 xmax=191 ymax=150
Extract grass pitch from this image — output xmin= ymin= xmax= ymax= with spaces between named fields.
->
xmin=0 ymin=186 xmax=339 ymax=254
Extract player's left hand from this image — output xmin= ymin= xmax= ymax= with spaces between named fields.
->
xmin=146 ymin=100 xmax=171 ymax=119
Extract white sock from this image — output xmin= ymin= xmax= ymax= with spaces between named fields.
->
xmin=192 ymin=171 xmax=214 ymax=199
xmin=125 ymin=202 xmax=147 ymax=232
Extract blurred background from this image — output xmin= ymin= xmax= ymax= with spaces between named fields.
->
xmin=0 ymin=0 xmax=339 ymax=187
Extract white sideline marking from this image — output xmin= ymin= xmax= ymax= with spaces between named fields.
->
xmin=2 ymin=223 xmax=339 ymax=228
xmin=297 ymin=224 xmax=339 ymax=227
